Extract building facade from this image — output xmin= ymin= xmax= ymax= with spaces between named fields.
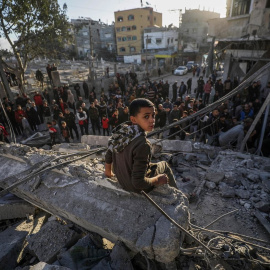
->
xmin=71 ymin=18 xmax=102 ymax=59
xmin=114 ymin=7 xmax=162 ymax=59
xmin=100 ymin=23 xmax=116 ymax=53
xmin=180 ymin=9 xmax=220 ymax=63
xmin=208 ymin=0 xmax=270 ymax=81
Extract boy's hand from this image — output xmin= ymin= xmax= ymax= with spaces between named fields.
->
xmin=155 ymin=174 xmax=169 ymax=186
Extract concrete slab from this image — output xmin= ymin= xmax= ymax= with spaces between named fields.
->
xmin=149 ymin=139 xmax=193 ymax=153
xmin=81 ymin=135 xmax=109 ymax=146
xmin=0 ymin=193 xmax=35 ymax=220
xmin=0 ymin=143 xmax=189 ymax=264
xmin=27 ymin=221 xmax=81 ymax=263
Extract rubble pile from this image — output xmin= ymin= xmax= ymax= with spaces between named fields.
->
xmin=0 ymin=141 xmax=269 ymax=269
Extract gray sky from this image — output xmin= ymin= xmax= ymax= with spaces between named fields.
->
xmin=0 ymin=0 xmax=227 ymax=50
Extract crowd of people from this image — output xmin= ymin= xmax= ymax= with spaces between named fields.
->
xmin=0 ymin=67 xmax=269 ymax=156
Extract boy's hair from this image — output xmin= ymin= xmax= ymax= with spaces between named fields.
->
xmin=47 ymin=121 xmax=52 ymax=125
xmin=129 ymin=98 xmax=154 ymax=117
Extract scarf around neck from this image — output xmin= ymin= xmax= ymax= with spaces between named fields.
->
xmin=108 ymin=122 xmax=145 ymax=153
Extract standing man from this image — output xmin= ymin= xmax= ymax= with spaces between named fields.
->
xmin=179 ymin=81 xmax=187 ymax=100
xmin=83 ymin=81 xmax=89 ymax=99
xmin=196 ymin=76 xmax=205 ymax=99
xmin=172 ymin=81 xmax=178 ymax=103
xmin=187 ymin=78 xmax=192 ymax=94
xmin=64 ymin=108 xmax=79 ymax=141
xmin=89 ymin=102 xmax=101 ymax=135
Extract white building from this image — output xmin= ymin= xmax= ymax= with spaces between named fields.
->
xmin=143 ymin=27 xmax=178 ymax=52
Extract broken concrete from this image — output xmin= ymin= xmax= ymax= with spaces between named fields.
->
xmin=27 ymin=220 xmax=81 ymax=263
xmin=0 ymin=143 xmax=189 ymax=264
xmin=0 ymin=223 xmax=28 ymax=270
xmin=0 ymin=193 xmax=35 ymax=220
xmin=29 ymin=262 xmax=71 ymax=270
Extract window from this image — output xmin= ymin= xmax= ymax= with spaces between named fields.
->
xmin=132 ymin=36 xmax=137 ymax=40
xmin=154 ymin=17 xmax=156 ymax=22
xmin=122 ymin=37 xmax=127 ymax=41
xmin=232 ymin=0 xmax=251 ymax=16
xmin=132 ymin=25 xmax=136 ymax=30
xmin=119 ymin=47 xmax=125 ymax=52
xmin=127 ymin=26 xmax=131 ymax=31
xmin=128 ymin=15 xmax=134 ymax=20
xmin=130 ymin=46 xmax=136 ymax=52
xmin=117 ymin=16 xmax=123 ymax=22
xmin=171 ymin=38 xmax=173 ymax=43
xmin=127 ymin=36 xmax=132 ymax=41
xmin=267 ymin=0 xmax=270 ymax=8
xmin=146 ymin=38 xmax=151 ymax=44
xmin=167 ymin=38 xmax=170 ymax=44
xmin=122 ymin=26 xmax=127 ymax=31
xmin=117 ymin=37 xmax=121 ymax=41
xmin=83 ymin=31 xmax=88 ymax=36
xmin=105 ymin=33 xmax=112 ymax=38
xmin=148 ymin=16 xmax=150 ymax=21
xmin=116 ymin=27 xmax=120 ymax=32
xmin=156 ymin=38 xmax=162 ymax=44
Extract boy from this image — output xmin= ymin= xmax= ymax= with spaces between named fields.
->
xmin=47 ymin=121 xmax=57 ymax=145
xmin=105 ymin=98 xmax=177 ymax=193
xmin=61 ymin=121 xmax=70 ymax=143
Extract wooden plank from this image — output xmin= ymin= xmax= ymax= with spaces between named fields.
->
xmin=254 ymin=209 xmax=270 ymax=235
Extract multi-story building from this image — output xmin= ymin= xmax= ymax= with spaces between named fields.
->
xmin=100 ymin=23 xmax=116 ymax=53
xmin=71 ymin=18 xmax=102 ymax=59
xmin=142 ymin=26 xmax=178 ymax=66
xmin=208 ymin=0 xmax=270 ymax=81
xmin=114 ymin=7 xmax=162 ymax=60
xmin=180 ymin=9 xmax=220 ymax=63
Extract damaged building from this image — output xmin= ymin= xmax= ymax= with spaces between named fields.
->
xmin=208 ymin=0 xmax=270 ymax=82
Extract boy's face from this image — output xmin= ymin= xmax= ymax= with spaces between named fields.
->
xmin=130 ymin=107 xmax=155 ymax=132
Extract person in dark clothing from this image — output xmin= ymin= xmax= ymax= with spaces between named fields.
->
xmin=61 ymin=121 xmax=70 ymax=143
xmin=89 ymin=102 xmax=100 ymax=135
xmin=104 ymin=98 xmax=177 ymax=193
xmin=155 ymin=104 xmax=167 ymax=138
xmin=15 ymin=94 xmax=26 ymax=108
xmin=205 ymin=109 xmax=220 ymax=145
xmin=64 ymin=108 xmax=79 ymax=140
xmin=83 ymin=81 xmax=89 ymax=99
xmin=187 ymin=78 xmax=192 ymax=94
xmin=36 ymin=69 xmax=44 ymax=88
xmin=46 ymin=64 xmax=52 ymax=84
xmin=179 ymin=81 xmax=187 ymax=99
xmin=74 ymin=83 xmax=81 ymax=99
xmin=58 ymin=112 xmax=66 ymax=128
xmin=215 ymin=79 xmax=224 ymax=99
xmin=53 ymin=104 xmax=62 ymax=121
xmin=5 ymin=106 xmax=21 ymax=135
xmin=47 ymin=121 xmax=57 ymax=145
xmin=43 ymin=89 xmax=51 ymax=105
xmin=169 ymin=104 xmax=181 ymax=124
xmin=118 ymin=106 xmax=129 ymax=125
xmin=29 ymin=102 xmax=41 ymax=130
xmin=196 ymin=76 xmax=205 ymax=99
xmin=172 ymin=81 xmax=178 ymax=103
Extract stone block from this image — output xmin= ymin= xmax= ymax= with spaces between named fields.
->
xmin=56 ymin=143 xmax=90 ymax=154
xmin=235 ymin=189 xmax=250 ymax=199
xmin=206 ymin=181 xmax=216 ymax=190
xmin=206 ymin=172 xmax=225 ymax=184
xmin=219 ymin=183 xmax=235 ymax=198
xmin=254 ymin=201 xmax=270 ymax=213
xmin=0 ymin=223 xmax=28 ymax=270
xmin=27 ymin=221 xmax=81 ymax=263
xmin=0 ymin=193 xmax=35 ymax=220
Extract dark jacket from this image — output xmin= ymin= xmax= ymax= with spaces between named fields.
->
xmin=105 ymin=136 xmax=153 ymax=193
